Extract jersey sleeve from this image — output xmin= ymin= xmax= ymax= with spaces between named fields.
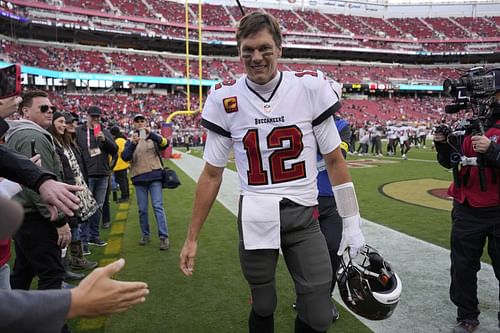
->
xmin=311 ymin=72 xmax=341 ymax=127
xmin=200 ymin=90 xmax=231 ymax=138
xmin=203 ymin=130 xmax=232 ymax=167
xmin=314 ymin=116 xmax=341 ymax=155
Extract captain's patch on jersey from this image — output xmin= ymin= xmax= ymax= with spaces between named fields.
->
xmin=223 ymin=97 xmax=238 ymax=113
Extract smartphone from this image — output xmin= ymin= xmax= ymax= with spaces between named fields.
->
xmin=139 ymin=129 xmax=147 ymax=139
xmin=0 ymin=64 xmax=22 ymax=99
xmin=30 ymin=139 xmax=37 ymax=157
xmin=93 ymin=124 xmax=101 ymax=137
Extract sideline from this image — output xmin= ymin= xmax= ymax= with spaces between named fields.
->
xmin=76 ymin=201 xmax=130 ymax=332
xmin=172 ymin=151 xmax=499 ymax=333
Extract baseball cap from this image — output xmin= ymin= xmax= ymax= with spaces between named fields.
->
xmin=110 ymin=126 xmax=121 ymax=137
xmin=52 ymin=111 xmax=65 ymax=122
xmin=88 ymin=106 xmax=102 ymax=116
xmin=133 ymin=114 xmax=146 ymax=121
xmin=62 ymin=111 xmax=76 ymax=123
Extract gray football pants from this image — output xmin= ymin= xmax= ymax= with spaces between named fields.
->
xmin=238 ymin=198 xmax=333 ymax=332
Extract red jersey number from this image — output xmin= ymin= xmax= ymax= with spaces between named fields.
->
xmin=243 ymin=126 xmax=305 ymax=186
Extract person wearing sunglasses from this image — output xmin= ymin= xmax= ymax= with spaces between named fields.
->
xmin=3 ymin=90 xmax=74 ymax=331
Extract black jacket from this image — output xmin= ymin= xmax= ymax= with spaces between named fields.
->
xmin=75 ymin=124 xmax=118 ymax=177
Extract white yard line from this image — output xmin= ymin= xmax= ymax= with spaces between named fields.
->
xmin=172 ymin=151 xmax=499 ymax=333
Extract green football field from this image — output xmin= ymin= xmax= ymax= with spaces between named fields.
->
xmin=31 ymin=145 xmax=491 ymax=332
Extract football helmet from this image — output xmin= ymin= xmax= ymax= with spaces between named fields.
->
xmin=336 ymin=244 xmax=402 ymax=320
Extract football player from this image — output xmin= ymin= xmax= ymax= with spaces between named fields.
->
xmin=179 ymin=12 xmax=365 ymax=333
xmin=314 ymin=111 xmax=351 ymax=322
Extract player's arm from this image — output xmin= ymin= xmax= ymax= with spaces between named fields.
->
xmin=323 ymin=147 xmax=351 ymax=185
xmin=179 ymin=162 xmax=224 ymax=276
xmin=179 ymin=130 xmax=231 ymax=277
xmin=323 ymin=148 xmax=365 ymax=258
xmin=316 ymin=117 xmax=365 ymax=258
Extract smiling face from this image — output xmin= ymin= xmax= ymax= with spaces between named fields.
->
xmin=53 ymin=116 xmax=66 ymax=136
xmin=66 ymin=120 xmax=77 ymax=134
xmin=239 ymin=29 xmax=282 ymax=85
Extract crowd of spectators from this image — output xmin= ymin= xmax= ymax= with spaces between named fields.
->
xmin=2 ymin=1 xmax=499 ymax=54
xmin=1 ymin=40 xmax=473 ymax=86
xmin=41 ymin=89 xmax=446 ymax=143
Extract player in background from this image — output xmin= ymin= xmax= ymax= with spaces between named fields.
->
xmin=179 ymin=12 xmax=365 ymax=333
xmin=314 ymin=109 xmax=351 ymax=322
xmin=417 ymin=123 xmax=428 ymax=148
xmin=386 ymin=123 xmax=398 ymax=156
xmin=397 ymin=123 xmax=411 ymax=160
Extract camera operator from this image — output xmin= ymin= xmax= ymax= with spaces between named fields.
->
xmin=434 ymin=91 xmax=500 ymax=333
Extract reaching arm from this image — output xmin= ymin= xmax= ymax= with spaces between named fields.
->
xmin=179 ymin=162 xmax=224 ymax=276
xmin=68 ymin=259 xmax=148 ymax=318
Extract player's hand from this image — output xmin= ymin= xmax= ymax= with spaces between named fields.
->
xmin=179 ymin=239 xmax=197 ymax=276
xmin=471 ymin=135 xmax=491 ymax=154
xmin=337 ymin=213 xmax=365 ymax=258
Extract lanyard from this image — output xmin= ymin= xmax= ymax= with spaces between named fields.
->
xmin=86 ymin=126 xmax=91 ymax=149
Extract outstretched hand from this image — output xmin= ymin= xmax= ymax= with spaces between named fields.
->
xmin=68 ymin=259 xmax=149 ymax=318
xmin=38 ymin=179 xmax=81 ymax=218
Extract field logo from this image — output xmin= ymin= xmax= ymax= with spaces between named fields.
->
xmin=381 ymin=178 xmax=452 ymax=211
xmin=223 ymin=97 xmax=238 ymax=113
xmin=347 ymin=159 xmax=398 ymax=168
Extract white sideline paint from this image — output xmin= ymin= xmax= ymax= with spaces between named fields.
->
xmin=172 ymin=151 xmax=499 ymax=333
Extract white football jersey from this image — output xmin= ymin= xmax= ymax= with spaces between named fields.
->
xmin=202 ymin=70 xmax=341 ymax=206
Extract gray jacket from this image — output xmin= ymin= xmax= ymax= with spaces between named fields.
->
xmin=5 ymin=120 xmax=65 ymax=224
xmin=0 ymin=289 xmax=71 ymax=333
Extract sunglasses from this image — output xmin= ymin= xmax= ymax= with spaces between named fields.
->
xmin=40 ymin=105 xmax=57 ymax=113
xmin=135 ymin=119 xmax=146 ymax=123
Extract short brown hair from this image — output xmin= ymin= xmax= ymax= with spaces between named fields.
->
xmin=236 ymin=12 xmax=282 ymax=49
xmin=18 ymin=90 xmax=48 ymax=117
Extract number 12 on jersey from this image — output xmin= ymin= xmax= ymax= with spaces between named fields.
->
xmin=242 ymin=125 xmax=306 ymax=186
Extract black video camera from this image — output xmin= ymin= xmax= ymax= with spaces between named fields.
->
xmin=443 ymin=67 xmax=500 ymax=114
xmin=440 ymin=67 xmax=500 ymax=192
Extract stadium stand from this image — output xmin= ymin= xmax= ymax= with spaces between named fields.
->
xmin=0 ymin=0 xmax=498 ymax=129
xmin=3 ymin=1 xmax=499 ymax=54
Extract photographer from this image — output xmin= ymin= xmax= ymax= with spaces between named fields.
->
xmin=434 ymin=89 xmax=500 ymax=333
xmin=121 ymin=114 xmax=170 ymax=251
